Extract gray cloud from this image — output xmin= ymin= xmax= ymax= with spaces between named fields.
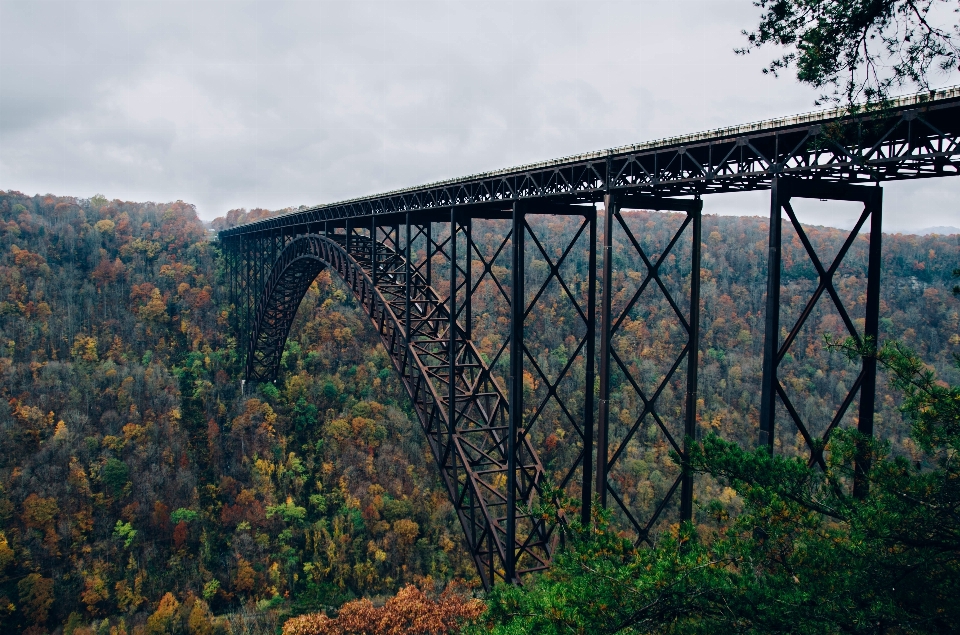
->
xmin=1 ymin=0 xmax=958 ymax=229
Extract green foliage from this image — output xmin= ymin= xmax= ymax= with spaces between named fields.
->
xmin=170 ymin=508 xmax=199 ymax=524
xmin=323 ymin=380 xmax=339 ymax=402
xmin=308 ymin=494 xmax=328 ymax=513
xmin=101 ymin=458 xmax=129 ymax=495
xmin=113 ymin=520 xmax=137 ymax=548
xmin=476 ymin=509 xmax=724 ymax=635
xmin=260 ymin=382 xmax=281 ymax=401
xmin=202 ymin=579 xmax=221 ymax=600
xmin=382 ymin=498 xmax=414 ymax=522
xmin=63 ymin=612 xmax=83 ymax=635
xmin=266 ymin=500 xmax=308 ymax=524
xmin=740 ymin=0 xmax=960 ymax=104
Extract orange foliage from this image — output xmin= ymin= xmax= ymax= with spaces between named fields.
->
xmin=21 ymin=493 xmax=58 ymax=532
xmin=233 ymin=558 xmax=256 ymax=594
xmin=173 ymin=520 xmax=188 ymax=549
xmin=282 ymin=584 xmax=483 ymax=635
xmin=17 ymin=574 xmax=54 ymax=625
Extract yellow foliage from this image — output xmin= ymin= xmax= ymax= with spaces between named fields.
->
xmin=326 ymin=418 xmax=351 ymax=441
xmin=22 ymin=493 xmax=58 ymax=531
xmin=80 ymin=570 xmax=110 ymax=615
xmin=94 ymin=219 xmax=115 ymax=234
xmin=71 ymin=334 xmax=99 ymax=362
xmin=186 ymin=598 xmax=218 ymax=635
xmin=145 ymin=592 xmax=180 ymax=635
xmin=54 ymin=420 xmax=70 ymax=440
xmin=115 ymin=571 xmax=146 ymax=613
xmin=0 ymin=531 xmax=14 ymax=570
xmin=140 ymin=288 xmax=169 ymax=323
xmin=392 ymin=518 xmax=420 ymax=548
xmin=253 ymin=458 xmax=276 ymax=491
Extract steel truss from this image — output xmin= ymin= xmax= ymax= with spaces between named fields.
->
xmin=220 ymin=88 xmax=960 ymax=588
xmin=759 ymin=177 xmax=882 ymax=496
xmin=234 ymin=220 xmax=579 ymax=587
xmin=596 ymin=194 xmax=702 ymax=543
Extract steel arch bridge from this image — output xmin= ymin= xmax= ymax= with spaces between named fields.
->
xmin=220 ymin=87 xmax=960 ymax=589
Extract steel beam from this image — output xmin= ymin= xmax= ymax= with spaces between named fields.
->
xmin=596 ymin=193 xmax=615 ymax=507
xmin=680 ymin=199 xmax=702 ymax=522
xmin=856 ymin=191 xmax=882 ymax=498
xmin=759 ymin=178 xmax=783 ymax=450
xmin=582 ymin=209 xmax=597 ymax=525
xmin=506 ymin=202 xmax=523 ymax=583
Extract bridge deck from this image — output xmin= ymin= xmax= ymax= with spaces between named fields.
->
xmin=220 ymin=86 xmax=960 ymax=239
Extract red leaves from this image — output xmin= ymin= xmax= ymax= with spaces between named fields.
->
xmin=173 ymin=520 xmax=188 ymax=549
xmin=282 ymin=583 xmax=483 ymax=635
xmin=8 ymin=246 xmax=49 ymax=277
xmin=90 ymin=258 xmax=127 ymax=288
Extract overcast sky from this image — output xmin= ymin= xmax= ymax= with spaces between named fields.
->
xmin=1 ymin=0 xmax=958 ymax=230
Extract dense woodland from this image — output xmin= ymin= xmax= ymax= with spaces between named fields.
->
xmin=0 ymin=191 xmax=957 ymax=634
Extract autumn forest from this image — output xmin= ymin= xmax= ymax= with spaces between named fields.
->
xmin=1 ymin=191 xmax=958 ymax=634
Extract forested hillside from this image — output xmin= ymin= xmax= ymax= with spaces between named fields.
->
xmin=0 ymin=193 xmax=473 ymax=635
xmin=0 ymin=191 xmax=957 ymax=634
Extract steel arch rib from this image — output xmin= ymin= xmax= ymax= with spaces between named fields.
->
xmin=245 ymin=233 xmax=551 ymax=588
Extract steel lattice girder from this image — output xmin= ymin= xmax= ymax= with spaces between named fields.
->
xmin=219 ymin=87 xmax=960 ymax=241
xmin=243 ymin=231 xmax=552 ymax=589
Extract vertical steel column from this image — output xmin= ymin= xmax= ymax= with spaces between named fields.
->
xmin=234 ymin=238 xmax=239 ymax=330
xmin=405 ymin=213 xmax=412 ymax=343
xmin=581 ymin=207 xmax=598 ymax=525
xmin=855 ymin=188 xmax=883 ymax=498
xmin=346 ymin=219 xmax=351 ymax=254
xmin=370 ymin=217 xmax=378 ymax=318
xmin=507 ymin=201 xmax=524 ymax=583
xmin=227 ymin=238 xmax=235 ymax=332
xmin=371 ymin=217 xmax=377 ymax=285
xmin=426 ymin=222 xmax=433 ymax=289
xmin=259 ymin=234 xmax=266 ymax=302
xmin=759 ymin=177 xmax=783 ymax=451
xmin=230 ymin=238 xmax=236 ymax=330
xmin=244 ymin=236 xmax=252 ymax=372
xmin=465 ymin=217 xmax=473 ymax=340
xmin=488 ymin=528 xmax=495 ymax=590
xmin=448 ymin=208 xmax=458 ymax=467
xmin=596 ymin=193 xmax=616 ymax=506
xmin=680 ymin=200 xmax=703 ymax=522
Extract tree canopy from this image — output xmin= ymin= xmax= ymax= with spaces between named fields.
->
xmin=741 ymin=0 xmax=960 ymax=104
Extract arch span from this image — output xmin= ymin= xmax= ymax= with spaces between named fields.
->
xmin=245 ymin=233 xmax=550 ymax=588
